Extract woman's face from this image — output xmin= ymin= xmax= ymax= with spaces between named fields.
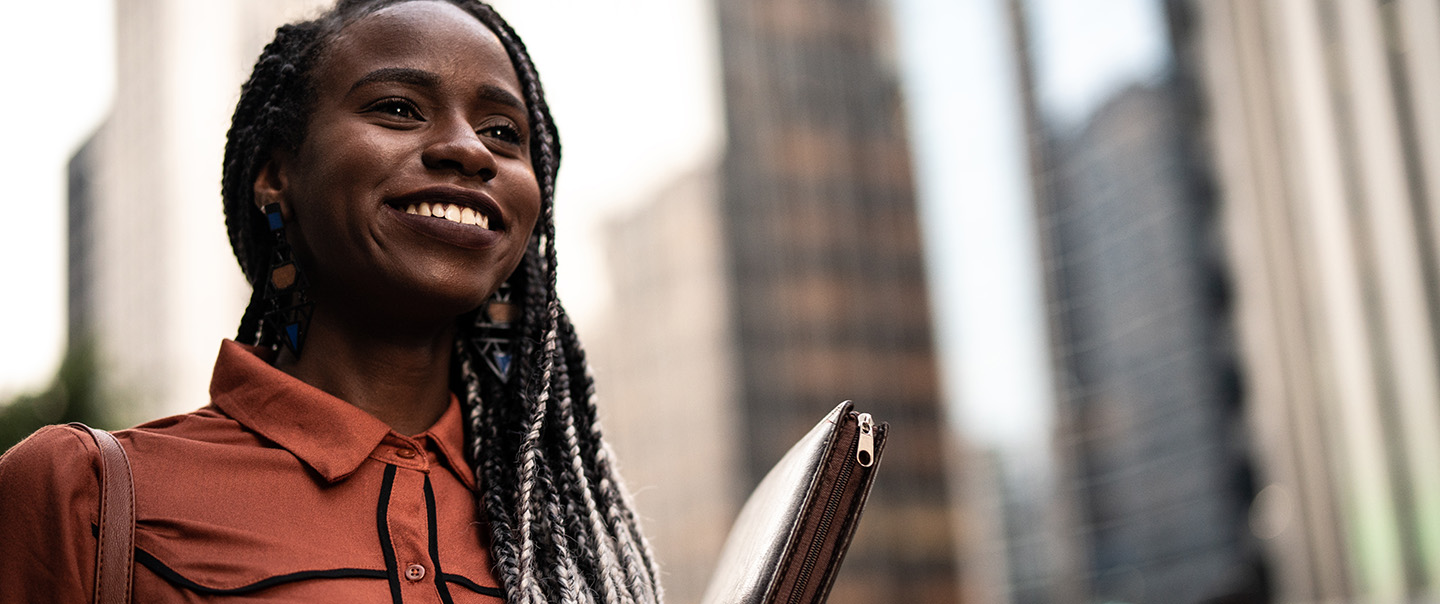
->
xmin=262 ymin=0 xmax=541 ymax=322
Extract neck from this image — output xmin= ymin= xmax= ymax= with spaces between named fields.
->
xmin=273 ymin=307 xmax=457 ymax=436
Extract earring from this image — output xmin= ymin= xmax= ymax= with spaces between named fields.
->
xmin=474 ymin=280 xmax=518 ymax=382
xmin=261 ymin=204 xmax=314 ymax=356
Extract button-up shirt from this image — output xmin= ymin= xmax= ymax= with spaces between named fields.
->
xmin=0 ymin=340 xmax=507 ymax=603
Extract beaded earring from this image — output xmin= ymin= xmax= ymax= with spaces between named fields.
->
xmin=473 ymin=280 xmax=518 ymax=382
xmin=261 ymin=204 xmax=314 ymax=356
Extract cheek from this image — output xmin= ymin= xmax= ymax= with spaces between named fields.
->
xmin=512 ymin=175 xmax=543 ymax=236
xmin=291 ymin=131 xmax=403 ymax=222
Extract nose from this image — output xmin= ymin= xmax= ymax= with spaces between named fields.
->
xmin=421 ymin=117 xmax=498 ymax=180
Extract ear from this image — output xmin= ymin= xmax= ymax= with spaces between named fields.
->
xmin=252 ymin=149 xmax=293 ymax=217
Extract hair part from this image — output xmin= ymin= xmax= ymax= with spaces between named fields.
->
xmin=221 ymin=2 xmax=662 ymax=601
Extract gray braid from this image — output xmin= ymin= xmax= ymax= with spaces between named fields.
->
xmin=562 ymin=311 xmax=665 ymax=600
xmin=551 ymin=330 xmax=629 ymax=604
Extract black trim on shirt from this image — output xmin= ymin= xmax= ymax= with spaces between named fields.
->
xmin=424 ymin=475 xmax=457 ymax=604
xmin=441 ymin=573 xmax=507 ymax=598
xmin=94 ymin=510 xmax=505 ymax=600
xmin=134 ymin=548 xmax=387 ymax=595
xmin=132 ymin=546 xmax=505 ymax=599
xmin=377 ymin=464 xmax=403 ymax=604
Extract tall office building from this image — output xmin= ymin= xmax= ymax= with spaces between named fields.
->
xmin=1189 ymin=0 xmax=1440 ymax=600
xmin=712 ymin=0 xmax=960 ymax=601
xmin=68 ymin=0 xmax=327 ymax=420
xmin=1002 ymin=2 xmax=1264 ymax=601
xmin=593 ymin=2 xmax=964 ymax=598
xmin=1037 ymin=83 xmax=1261 ymax=603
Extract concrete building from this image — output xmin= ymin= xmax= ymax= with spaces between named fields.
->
xmin=589 ymin=169 xmax=742 ymax=604
xmin=1189 ymin=0 xmax=1440 ymax=600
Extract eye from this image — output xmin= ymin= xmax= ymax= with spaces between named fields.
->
xmin=477 ymin=121 xmax=523 ymax=145
xmin=365 ymin=98 xmax=423 ymax=121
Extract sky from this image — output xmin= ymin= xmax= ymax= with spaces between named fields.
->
xmin=0 ymin=0 xmax=116 ymax=397
xmin=891 ymin=0 xmax=1167 ymax=457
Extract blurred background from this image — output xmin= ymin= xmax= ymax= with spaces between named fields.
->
xmin=3 ymin=0 xmax=1439 ymax=602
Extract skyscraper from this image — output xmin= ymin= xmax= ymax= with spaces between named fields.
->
xmin=1003 ymin=2 xmax=1264 ymax=601
xmin=593 ymin=1 xmax=963 ymax=601
xmin=712 ymin=1 xmax=961 ymax=600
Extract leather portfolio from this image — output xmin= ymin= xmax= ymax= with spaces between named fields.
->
xmin=700 ymin=401 xmax=888 ymax=604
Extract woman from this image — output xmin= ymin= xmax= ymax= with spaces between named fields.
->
xmin=0 ymin=1 xmax=663 ymax=602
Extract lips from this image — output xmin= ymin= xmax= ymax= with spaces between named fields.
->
xmin=387 ymin=186 xmax=505 ymax=231
xmin=385 ymin=186 xmax=508 ymax=250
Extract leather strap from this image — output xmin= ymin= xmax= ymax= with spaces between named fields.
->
xmin=72 ymin=423 xmax=135 ymax=604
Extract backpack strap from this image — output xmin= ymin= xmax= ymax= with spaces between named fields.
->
xmin=71 ymin=423 xmax=134 ymax=604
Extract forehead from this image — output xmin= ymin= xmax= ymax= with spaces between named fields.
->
xmin=317 ymin=1 xmax=520 ymax=95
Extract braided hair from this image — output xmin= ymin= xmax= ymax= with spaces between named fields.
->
xmin=220 ymin=2 xmax=663 ymax=602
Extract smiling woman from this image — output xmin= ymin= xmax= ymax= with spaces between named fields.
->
xmin=0 ymin=2 xmax=663 ymax=603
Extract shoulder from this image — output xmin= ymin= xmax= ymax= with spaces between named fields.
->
xmin=119 ymin=406 xmax=266 ymax=466
xmin=0 ymin=424 xmax=102 ymax=510
xmin=0 ymin=408 xmax=243 ymax=516
xmin=0 ymin=424 xmax=103 ymax=601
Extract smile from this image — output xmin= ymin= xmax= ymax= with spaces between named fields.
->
xmin=386 ymin=186 xmax=506 ymax=232
xmin=404 ymin=202 xmax=491 ymax=230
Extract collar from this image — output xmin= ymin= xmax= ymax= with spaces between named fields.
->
xmin=208 ymin=340 xmax=474 ymax=487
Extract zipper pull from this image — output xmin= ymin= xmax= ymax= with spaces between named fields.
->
xmin=856 ymin=413 xmax=875 ymax=467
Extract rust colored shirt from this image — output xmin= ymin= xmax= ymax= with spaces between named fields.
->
xmin=0 ymin=340 xmax=507 ymax=603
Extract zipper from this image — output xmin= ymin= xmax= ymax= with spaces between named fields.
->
xmin=856 ymin=413 xmax=875 ymax=468
xmin=786 ymin=413 xmax=866 ymax=604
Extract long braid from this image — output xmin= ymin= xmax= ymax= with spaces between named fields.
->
xmin=545 ymin=348 xmax=606 ymax=602
xmin=455 ymin=337 xmax=522 ymax=596
xmin=221 ymin=2 xmax=663 ymax=602
xmin=515 ymin=316 xmax=559 ymax=602
xmin=549 ymin=325 xmax=628 ymax=604
xmin=535 ymin=442 xmax=589 ymax=604
xmin=559 ymin=309 xmax=664 ymax=603
xmin=222 ymin=19 xmax=325 ymax=347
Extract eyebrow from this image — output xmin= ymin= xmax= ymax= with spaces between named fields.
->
xmin=348 ymin=67 xmax=528 ymax=115
xmin=476 ymin=84 xmax=527 ymax=115
xmin=349 ymin=67 xmax=442 ymax=93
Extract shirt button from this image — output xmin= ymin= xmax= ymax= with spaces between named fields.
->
xmin=405 ymin=564 xmax=426 ymax=581
xmin=396 ymin=448 xmax=417 ymax=459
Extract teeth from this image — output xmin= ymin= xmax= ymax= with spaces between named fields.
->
xmin=404 ymin=201 xmax=493 ymax=229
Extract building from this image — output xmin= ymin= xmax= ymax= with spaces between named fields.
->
xmin=68 ymin=0 xmax=328 ymax=421
xmin=1000 ymin=1 xmax=1265 ymax=601
xmin=712 ymin=0 xmax=961 ymax=600
xmin=1040 ymin=83 xmax=1261 ymax=603
xmin=1189 ymin=0 xmax=1440 ymax=600
xmin=588 ymin=169 xmax=742 ymax=604
xmin=593 ymin=0 xmax=963 ymax=601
